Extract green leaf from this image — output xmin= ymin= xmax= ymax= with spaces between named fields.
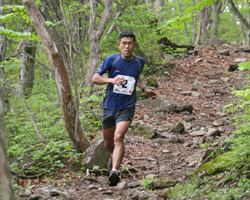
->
xmin=0 ymin=13 xmax=17 ymax=22
xmin=185 ymin=0 xmax=216 ymax=14
xmin=63 ymin=142 xmax=72 ymax=150
xmin=93 ymin=165 xmax=100 ymax=170
xmin=46 ymin=21 xmax=57 ymax=27
xmin=238 ymin=62 xmax=250 ymax=71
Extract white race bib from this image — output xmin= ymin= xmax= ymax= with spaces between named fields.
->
xmin=113 ymin=75 xmax=136 ymax=95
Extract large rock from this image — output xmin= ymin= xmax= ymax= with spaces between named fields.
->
xmin=128 ymin=120 xmax=157 ymax=139
xmin=81 ymin=137 xmax=110 ymax=170
xmin=168 ymin=122 xmax=185 ymax=134
xmin=176 ymin=104 xmax=193 ymax=113
xmin=156 ymin=102 xmax=177 ymax=114
xmin=218 ymin=49 xmax=230 ymax=56
xmin=151 ymin=177 xmax=176 ymax=189
xmin=186 ymin=149 xmax=212 ymax=165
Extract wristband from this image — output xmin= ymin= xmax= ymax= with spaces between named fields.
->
xmin=142 ymin=86 xmax=146 ymax=93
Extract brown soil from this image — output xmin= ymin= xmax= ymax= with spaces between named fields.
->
xmin=18 ymin=44 xmax=250 ymax=200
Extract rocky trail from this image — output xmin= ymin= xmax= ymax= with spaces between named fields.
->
xmin=15 ymin=44 xmax=250 ymax=200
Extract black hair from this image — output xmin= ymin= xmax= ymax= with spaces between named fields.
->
xmin=119 ymin=30 xmax=136 ymax=42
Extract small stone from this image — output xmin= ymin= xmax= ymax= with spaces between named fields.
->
xmin=206 ymin=128 xmax=221 ymax=137
xmin=145 ymin=174 xmax=158 ymax=179
xmin=212 ymin=120 xmax=226 ymax=126
xmin=183 ymin=142 xmax=192 ymax=147
xmin=190 ymin=129 xmax=206 ymax=136
xmin=88 ymin=184 xmax=99 ymax=189
xmin=29 ymin=194 xmax=45 ymax=200
xmin=193 ymin=137 xmax=204 ymax=145
xmin=217 ymin=112 xmax=226 ymax=117
xmin=127 ymin=181 xmax=141 ymax=188
xmin=179 ymin=91 xmax=192 ymax=96
xmin=117 ymin=181 xmax=128 ymax=189
xmin=192 ymin=91 xmax=201 ymax=97
xmin=18 ymin=189 xmax=31 ymax=197
xmin=206 ymin=136 xmax=214 ymax=143
xmin=102 ymin=190 xmax=114 ymax=194
xmin=234 ymin=58 xmax=247 ymax=63
xmin=130 ymin=193 xmax=139 ymax=200
xmin=162 ymin=149 xmax=171 ymax=154
xmin=208 ymin=79 xmax=220 ymax=85
xmin=218 ymin=49 xmax=230 ymax=56
xmin=50 ymin=190 xmax=60 ymax=196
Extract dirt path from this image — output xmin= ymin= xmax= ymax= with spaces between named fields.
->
xmin=19 ymin=45 xmax=250 ymax=200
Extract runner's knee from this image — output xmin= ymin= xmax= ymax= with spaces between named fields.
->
xmin=114 ymin=132 xmax=125 ymax=144
xmin=104 ymin=140 xmax=114 ymax=150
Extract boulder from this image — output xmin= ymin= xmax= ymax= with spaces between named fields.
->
xmin=81 ymin=137 xmax=110 ymax=170
xmin=128 ymin=120 xmax=157 ymax=139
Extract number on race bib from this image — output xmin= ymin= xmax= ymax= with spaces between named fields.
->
xmin=113 ymin=75 xmax=136 ymax=95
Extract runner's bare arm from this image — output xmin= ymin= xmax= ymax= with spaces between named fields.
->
xmin=92 ymin=73 xmax=124 ymax=85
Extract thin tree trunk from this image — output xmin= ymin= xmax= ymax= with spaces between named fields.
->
xmin=103 ymin=9 xmax=124 ymax=40
xmin=227 ymin=0 xmax=250 ymax=44
xmin=59 ymin=0 xmax=81 ymax=139
xmin=154 ymin=0 xmax=164 ymax=23
xmin=195 ymin=1 xmax=211 ymax=44
xmin=195 ymin=0 xmax=204 ymax=45
xmin=245 ymin=0 xmax=250 ymax=43
xmin=22 ymin=0 xmax=90 ymax=153
xmin=39 ymin=0 xmax=70 ymax=70
xmin=18 ymin=30 xmax=36 ymax=97
xmin=84 ymin=0 xmax=113 ymax=90
xmin=191 ymin=0 xmax=197 ymax=44
xmin=0 ymin=71 xmax=47 ymax=144
xmin=0 ymin=0 xmax=6 ymax=103
xmin=0 ymin=86 xmax=16 ymax=200
xmin=154 ymin=0 xmax=164 ymax=61
xmin=210 ymin=0 xmax=222 ymax=38
xmin=178 ymin=0 xmax=189 ymax=41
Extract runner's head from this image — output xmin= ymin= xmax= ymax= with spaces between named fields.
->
xmin=119 ymin=30 xmax=136 ymax=43
xmin=119 ymin=30 xmax=136 ymax=60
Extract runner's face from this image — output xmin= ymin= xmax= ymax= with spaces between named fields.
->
xmin=119 ymin=37 xmax=136 ymax=60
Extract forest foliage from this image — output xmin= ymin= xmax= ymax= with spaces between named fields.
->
xmin=1 ymin=0 xmax=250 ymax=199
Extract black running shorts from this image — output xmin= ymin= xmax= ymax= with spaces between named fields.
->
xmin=102 ymin=107 xmax=135 ymax=129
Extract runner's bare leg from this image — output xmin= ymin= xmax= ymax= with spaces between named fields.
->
xmin=103 ymin=127 xmax=116 ymax=153
xmin=112 ymin=121 xmax=131 ymax=170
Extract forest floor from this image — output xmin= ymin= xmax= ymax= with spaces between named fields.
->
xmin=16 ymin=44 xmax=250 ymax=200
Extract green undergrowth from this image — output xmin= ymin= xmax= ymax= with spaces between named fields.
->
xmin=164 ymin=140 xmax=250 ymax=199
xmin=4 ymin=73 xmax=103 ymax=176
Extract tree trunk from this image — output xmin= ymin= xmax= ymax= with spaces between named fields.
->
xmin=39 ymin=0 xmax=70 ymax=70
xmin=191 ymin=0 xmax=197 ymax=44
xmin=0 ymin=71 xmax=47 ymax=144
xmin=103 ymin=9 xmax=124 ymax=40
xmin=154 ymin=0 xmax=164 ymax=61
xmin=178 ymin=0 xmax=189 ymax=41
xmin=210 ymin=0 xmax=222 ymax=38
xmin=0 ymin=86 xmax=16 ymax=200
xmin=84 ymin=0 xmax=113 ymax=90
xmin=227 ymin=0 xmax=250 ymax=44
xmin=18 ymin=33 xmax=36 ymax=97
xmin=0 ymin=0 xmax=6 ymax=103
xmin=22 ymin=0 xmax=90 ymax=153
xmin=195 ymin=1 xmax=211 ymax=44
xmin=245 ymin=0 xmax=250 ymax=43
xmin=154 ymin=0 xmax=164 ymax=23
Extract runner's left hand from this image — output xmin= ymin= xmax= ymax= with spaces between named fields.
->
xmin=145 ymin=89 xmax=158 ymax=99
